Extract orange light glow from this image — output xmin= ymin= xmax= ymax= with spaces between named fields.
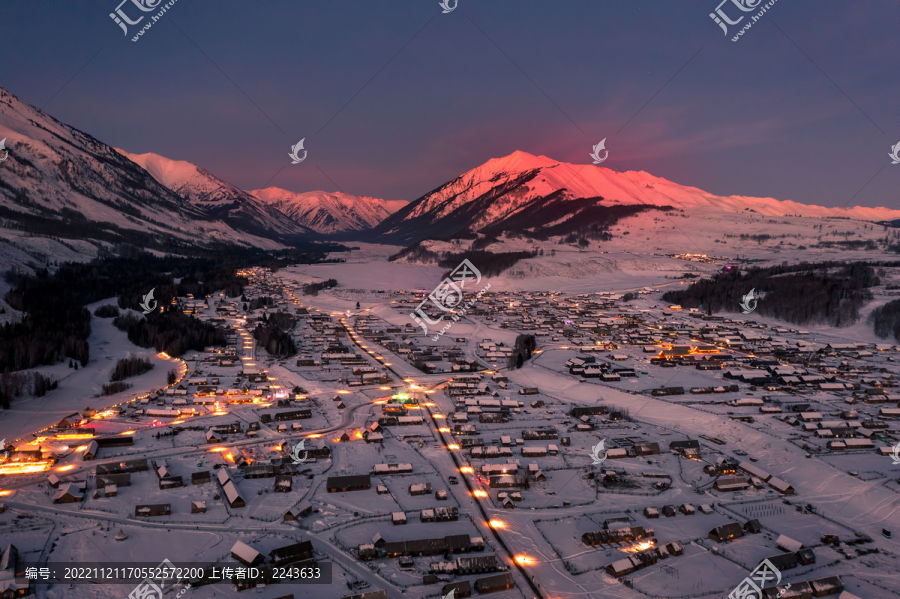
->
xmin=0 ymin=461 xmax=52 ymax=475
xmin=379 ymin=386 xmax=391 ymax=390
xmin=75 ymin=445 xmax=89 ymax=452
xmin=158 ymin=352 xmax=171 ymax=360
xmin=489 ymin=520 xmax=506 ymax=529
xmin=515 ymin=555 xmax=534 ymax=566
xmin=224 ymin=453 xmax=235 ymax=463
xmin=55 ymin=434 xmax=95 ymax=440
xmin=57 ymin=465 xmax=75 ymax=472
xmin=354 ymin=431 xmax=364 ymax=439
xmin=622 ymin=540 xmax=656 ymax=553
xmin=0 ymin=490 xmax=13 ymax=496
xmin=473 ymin=490 xmax=487 ymax=498
xmin=120 ymin=431 xmax=136 ymax=436
xmin=335 ymin=390 xmax=351 ymax=394
xmin=432 ymin=414 xmax=445 ymax=419
xmin=384 ymin=363 xmax=392 ymax=366
xmin=424 ymin=390 xmax=435 ymax=394
xmin=374 ymin=400 xmax=387 ymax=405
xmin=307 ymin=434 xmax=322 ymax=439
xmin=424 ymin=402 xmax=435 ymax=407
xmin=209 ymin=447 xmax=228 ymax=452
xmin=447 ymin=444 xmax=460 ymax=450
xmin=27 ymin=437 xmax=46 ymax=445
xmin=438 ymin=427 xmax=451 ymax=433
xmin=460 ymin=466 xmax=474 ymax=474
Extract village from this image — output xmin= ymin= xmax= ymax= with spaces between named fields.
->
xmin=0 ymin=264 xmax=897 ymax=599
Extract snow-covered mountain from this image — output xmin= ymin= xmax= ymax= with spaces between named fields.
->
xmin=375 ymin=150 xmax=900 ymax=243
xmin=0 ymin=86 xmax=289 ymax=252
xmin=116 ymin=150 xmax=313 ymax=239
xmin=250 ymin=188 xmax=404 ymax=234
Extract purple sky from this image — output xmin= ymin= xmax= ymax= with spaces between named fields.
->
xmin=1 ymin=1 xmax=898 ymax=209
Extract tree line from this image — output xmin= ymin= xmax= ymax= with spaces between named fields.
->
xmin=1 ymin=266 xmax=92 ymax=370
xmin=0 ymin=371 xmax=58 ymax=408
xmin=508 ymin=334 xmax=536 ymax=369
xmin=869 ymin=299 xmax=900 ymax=342
xmin=662 ymin=262 xmax=879 ymax=327
xmin=438 ymin=250 xmax=537 ymax=278
xmin=0 ymin=253 xmax=250 ymax=372
xmin=247 ymin=296 xmax=276 ymax=310
xmin=253 ymin=316 xmax=296 ymax=358
xmin=389 ymin=244 xmax=538 ymax=279
xmin=110 ymin=356 xmax=154 ymax=382
xmin=102 ymin=381 xmax=132 ymax=396
xmin=94 ymin=304 xmax=120 ymax=318
xmin=113 ymin=311 xmax=226 ymax=357
xmin=303 ymin=279 xmax=338 ymax=296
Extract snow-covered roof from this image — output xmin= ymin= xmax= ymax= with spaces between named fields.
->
xmin=230 ymin=540 xmax=261 ymax=564
xmin=776 ymin=534 xmax=803 ymax=553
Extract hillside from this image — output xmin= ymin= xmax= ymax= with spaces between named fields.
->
xmin=251 ymin=188 xmax=404 ymax=234
xmin=0 ymin=86 xmax=288 ymax=256
xmin=374 ymin=150 xmax=900 ymax=244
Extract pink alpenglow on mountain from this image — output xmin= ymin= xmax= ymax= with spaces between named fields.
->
xmin=375 ymin=149 xmax=900 ymax=242
xmin=115 ymin=149 xmax=311 ymax=237
xmin=251 ymin=188 xmax=405 ymax=234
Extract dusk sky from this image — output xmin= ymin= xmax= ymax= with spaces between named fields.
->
xmin=1 ymin=1 xmax=897 ymax=208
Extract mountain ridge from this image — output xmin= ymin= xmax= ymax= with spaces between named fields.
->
xmin=374 ymin=149 xmax=900 ymax=243
xmin=250 ymin=187 xmax=405 ymax=234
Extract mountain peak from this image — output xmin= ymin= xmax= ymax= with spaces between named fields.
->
xmin=250 ymin=188 xmax=404 ymax=234
xmin=114 ymin=149 xmax=204 ymax=185
xmin=482 ymin=150 xmax=560 ymax=174
xmin=375 ymin=150 xmax=900 ymax=244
